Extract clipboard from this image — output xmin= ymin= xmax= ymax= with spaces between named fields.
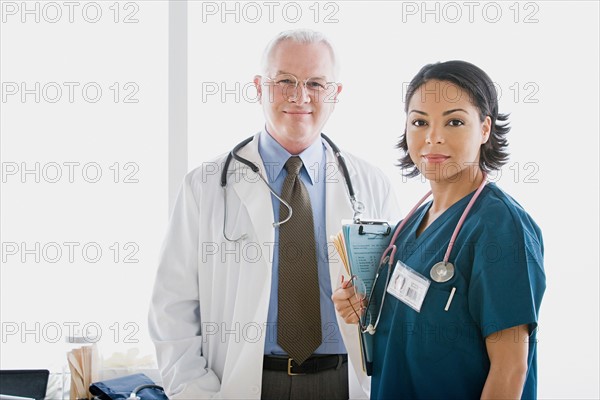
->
xmin=332 ymin=219 xmax=393 ymax=375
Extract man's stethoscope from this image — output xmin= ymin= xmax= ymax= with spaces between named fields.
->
xmin=358 ymin=172 xmax=488 ymax=335
xmin=219 ymin=133 xmax=366 ymax=242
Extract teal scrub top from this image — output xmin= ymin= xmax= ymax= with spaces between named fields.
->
xmin=371 ymin=183 xmax=546 ymax=399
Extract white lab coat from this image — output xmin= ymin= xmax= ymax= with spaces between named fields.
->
xmin=149 ymin=133 xmax=400 ymax=399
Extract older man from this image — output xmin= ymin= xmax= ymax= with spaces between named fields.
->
xmin=149 ymin=29 xmax=399 ymax=399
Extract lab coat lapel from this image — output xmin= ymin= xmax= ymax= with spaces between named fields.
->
xmin=323 ymin=143 xmax=370 ymax=397
xmin=324 ymin=143 xmax=356 ymax=282
xmin=221 ymin=135 xmax=274 ymax=394
xmin=229 ymin=134 xmax=275 ymax=258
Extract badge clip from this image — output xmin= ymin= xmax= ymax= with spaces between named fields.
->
xmin=355 ymin=219 xmax=391 ymax=236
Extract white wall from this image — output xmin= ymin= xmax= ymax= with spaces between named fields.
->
xmin=1 ymin=0 xmax=168 ymax=374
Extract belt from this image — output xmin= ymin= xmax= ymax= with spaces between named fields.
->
xmin=263 ymin=354 xmax=348 ymax=376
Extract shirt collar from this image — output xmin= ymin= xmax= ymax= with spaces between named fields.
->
xmin=258 ymin=128 xmax=324 ymax=185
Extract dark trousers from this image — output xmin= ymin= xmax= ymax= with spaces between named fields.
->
xmin=260 ymin=362 xmax=349 ymax=400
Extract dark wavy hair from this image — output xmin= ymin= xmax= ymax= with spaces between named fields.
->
xmin=397 ymin=60 xmax=510 ymax=177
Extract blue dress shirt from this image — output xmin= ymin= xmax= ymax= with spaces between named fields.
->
xmin=258 ymin=129 xmax=346 ymax=355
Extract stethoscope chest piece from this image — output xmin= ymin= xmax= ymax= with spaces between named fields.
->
xmin=430 ymin=261 xmax=455 ymax=283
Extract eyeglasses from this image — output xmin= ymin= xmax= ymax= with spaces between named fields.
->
xmin=263 ymin=74 xmax=337 ymax=98
xmin=348 ymin=254 xmax=393 ymax=335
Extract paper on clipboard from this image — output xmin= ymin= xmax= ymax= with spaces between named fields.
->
xmin=331 ymin=219 xmax=393 ymax=375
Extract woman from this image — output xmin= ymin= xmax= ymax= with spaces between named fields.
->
xmin=333 ymin=61 xmax=546 ymax=399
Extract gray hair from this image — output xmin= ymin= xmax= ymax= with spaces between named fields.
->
xmin=260 ymin=29 xmax=340 ymax=80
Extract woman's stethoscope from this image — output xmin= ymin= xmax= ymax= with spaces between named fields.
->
xmin=219 ymin=133 xmax=366 ymax=242
xmin=357 ymin=172 xmax=488 ymax=335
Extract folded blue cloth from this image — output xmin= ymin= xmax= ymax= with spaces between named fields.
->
xmin=89 ymin=373 xmax=168 ymax=400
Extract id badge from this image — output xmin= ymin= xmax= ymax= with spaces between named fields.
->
xmin=387 ymin=260 xmax=430 ymax=312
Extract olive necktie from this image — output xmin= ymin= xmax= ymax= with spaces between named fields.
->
xmin=277 ymin=156 xmax=322 ymax=365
